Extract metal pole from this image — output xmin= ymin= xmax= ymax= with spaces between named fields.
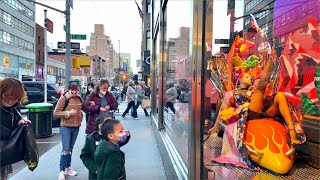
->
xmin=43 ymin=10 xmax=48 ymax=103
xmin=118 ymin=40 xmax=120 ymax=86
xmin=65 ymin=0 xmax=71 ymax=87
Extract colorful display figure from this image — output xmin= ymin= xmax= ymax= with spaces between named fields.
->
xmin=209 ymin=54 xmax=307 ymax=174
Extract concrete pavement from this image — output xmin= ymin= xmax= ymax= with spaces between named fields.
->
xmin=9 ymin=101 xmax=166 ymax=180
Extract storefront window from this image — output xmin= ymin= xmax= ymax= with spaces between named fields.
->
xmin=203 ymin=0 xmax=319 ymax=179
xmin=163 ymin=0 xmax=193 ymax=168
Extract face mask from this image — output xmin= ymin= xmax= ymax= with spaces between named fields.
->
xmin=100 ymin=90 xmax=106 ymax=95
xmin=2 ymin=103 xmax=13 ymax=107
xmin=115 ymin=133 xmax=127 ymax=143
xmin=88 ymin=88 xmax=93 ymax=92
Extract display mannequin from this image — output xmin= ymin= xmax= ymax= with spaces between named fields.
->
xmin=209 ymin=58 xmax=306 ymax=169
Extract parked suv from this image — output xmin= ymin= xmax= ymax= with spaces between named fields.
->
xmin=22 ymin=81 xmax=61 ymax=127
xmin=22 ymin=81 xmax=61 ymax=106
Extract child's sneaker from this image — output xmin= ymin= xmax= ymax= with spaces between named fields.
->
xmin=65 ymin=167 xmax=77 ymax=176
xmin=58 ymin=170 xmax=66 ymax=180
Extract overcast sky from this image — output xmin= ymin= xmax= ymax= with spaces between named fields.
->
xmin=35 ymin=0 xmax=243 ymax=73
xmin=36 ymin=0 xmax=143 ymax=73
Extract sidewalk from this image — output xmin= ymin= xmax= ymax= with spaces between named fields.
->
xmin=10 ymin=102 xmax=166 ymax=180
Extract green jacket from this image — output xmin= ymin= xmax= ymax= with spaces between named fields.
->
xmin=94 ymin=140 xmax=126 ymax=180
xmin=80 ymin=132 xmax=102 ymax=179
xmin=80 ymin=132 xmax=130 ymax=180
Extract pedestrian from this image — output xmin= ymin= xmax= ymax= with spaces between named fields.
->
xmin=0 ymin=78 xmax=31 ymax=180
xmin=53 ymin=82 xmax=83 ymax=180
xmin=135 ymin=81 xmax=149 ymax=117
xmin=82 ymin=78 xmax=119 ymax=135
xmin=83 ymin=83 xmax=95 ymax=123
xmin=121 ymin=81 xmax=138 ymax=119
xmin=121 ymin=84 xmax=128 ymax=102
xmin=166 ymin=81 xmax=178 ymax=113
xmin=80 ymin=113 xmax=131 ymax=180
xmin=94 ymin=119 xmax=128 ymax=180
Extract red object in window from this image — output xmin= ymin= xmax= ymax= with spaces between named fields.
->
xmin=45 ymin=18 xmax=53 ymax=34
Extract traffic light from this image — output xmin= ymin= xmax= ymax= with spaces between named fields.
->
xmin=72 ymin=57 xmax=80 ymax=68
xmin=123 ymin=74 xmax=128 ymax=80
xmin=120 ymin=73 xmax=128 ymax=80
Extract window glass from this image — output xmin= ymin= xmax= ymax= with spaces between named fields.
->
xmin=163 ymin=0 xmax=193 ymax=167
xmin=203 ymin=0 xmax=320 ymax=179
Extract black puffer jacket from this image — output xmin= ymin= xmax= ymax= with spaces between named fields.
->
xmin=0 ymin=105 xmax=21 ymax=140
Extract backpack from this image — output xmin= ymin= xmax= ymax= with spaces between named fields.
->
xmin=62 ymin=95 xmax=83 ymax=111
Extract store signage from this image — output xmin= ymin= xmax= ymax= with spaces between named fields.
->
xmin=45 ymin=18 xmax=53 ymax=34
xmin=215 ymin=39 xmax=229 ymax=44
xmin=3 ymin=55 xmax=10 ymax=68
xmin=57 ymin=42 xmax=80 ymax=49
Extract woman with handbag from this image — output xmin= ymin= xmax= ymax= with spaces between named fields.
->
xmin=135 ymin=81 xmax=150 ymax=117
xmin=0 ymin=78 xmax=30 ymax=180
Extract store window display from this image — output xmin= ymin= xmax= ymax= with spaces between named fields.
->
xmin=205 ymin=8 xmax=319 ymax=175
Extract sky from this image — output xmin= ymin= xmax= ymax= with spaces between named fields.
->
xmin=35 ymin=0 xmax=244 ymax=73
xmin=36 ymin=0 xmax=143 ymax=73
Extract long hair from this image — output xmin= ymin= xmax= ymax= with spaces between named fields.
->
xmin=63 ymin=82 xmax=79 ymax=95
xmin=93 ymin=78 xmax=110 ymax=94
xmin=0 ymin=78 xmax=27 ymax=105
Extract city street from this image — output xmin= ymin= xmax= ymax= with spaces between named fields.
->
xmin=9 ymin=101 xmax=166 ymax=180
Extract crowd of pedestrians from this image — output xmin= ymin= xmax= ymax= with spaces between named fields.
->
xmin=0 ymin=77 xmax=152 ymax=180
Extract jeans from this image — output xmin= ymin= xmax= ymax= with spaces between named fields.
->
xmin=136 ymin=101 xmax=149 ymax=116
xmin=60 ymin=126 xmax=79 ymax=171
xmin=165 ymin=102 xmax=175 ymax=114
xmin=122 ymin=101 xmax=137 ymax=118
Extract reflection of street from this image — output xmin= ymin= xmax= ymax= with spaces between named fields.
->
xmin=164 ymin=103 xmax=189 ymax=165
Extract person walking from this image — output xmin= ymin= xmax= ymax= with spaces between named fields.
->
xmin=121 ymin=81 xmax=138 ymax=119
xmin=94 ymin=119 xmax=128 ymax=180
xmin=82 ymin=79 xmax=118 ymax=135
xmin=0 ymin=78 xmax=30 ymax=180
xmin=83 ymin=83 xmax=95 ymax=123
xmin=80 ymin=113 xmax=130 ymax=180
xmin=121 ymin=84 xmax=128 ymax=102
xmin=166 ymin=81 xmax=178 ymax=114
xmin=135 ymin=81 xmax=149 ymax=117
xmin=53 ymin=82 xmax=83 ymax=180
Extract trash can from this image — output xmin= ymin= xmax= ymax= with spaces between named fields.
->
xmin=26 ymin=103 xmax=53 ymax=138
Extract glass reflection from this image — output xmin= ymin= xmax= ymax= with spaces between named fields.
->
xmin=163 ymin=1 xmax=193 ymax=167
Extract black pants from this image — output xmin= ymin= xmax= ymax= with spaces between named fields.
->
xmin=165 ymin=102 xmax=175 ymax=114
xmin=136 ymin=101 xmax=149 ymax=116
xmin=122 ymin=101 xmax=137 ymax=118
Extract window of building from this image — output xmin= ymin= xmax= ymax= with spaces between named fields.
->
xmin=3 ymin=0 xmax=34 ymax=20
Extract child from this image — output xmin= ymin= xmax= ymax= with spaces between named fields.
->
xmin=94 ymin=120 xmax=127 ymax=180
xmin=80 ymin=115 xmax=130 ymax=180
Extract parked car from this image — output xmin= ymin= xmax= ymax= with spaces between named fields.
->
xmin=22 ymin=81 xmax=61 ymax=127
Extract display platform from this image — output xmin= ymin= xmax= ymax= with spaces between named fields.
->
xmin=204 ymin=135 xmax=320 ymax=179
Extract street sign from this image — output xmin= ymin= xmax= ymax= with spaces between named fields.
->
xmin=71 ymin=34 xmax=86 ymax=40
xmin=114 ymin=68 xmax=125 ymax=72
xmin=57 ymin=42 xmax=80 ymax=49
xmin=45 ymin=18 xmax=53 ymax=33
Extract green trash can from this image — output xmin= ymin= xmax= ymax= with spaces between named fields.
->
xmin=26 ymin=103 xmax=53 ymax=138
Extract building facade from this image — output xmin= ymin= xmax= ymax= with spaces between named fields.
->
xmin=140 ymin=0 xmax=151 ymax=85
xmin=35 ymin=23 xmax=44 ymax=81
xmin=86 ymin=24 xmax=114 ymax=78
xmin=0 ymin=0 xmax=36 ymax=80
xmin=151 ymin=0 xmax=320 ymax=179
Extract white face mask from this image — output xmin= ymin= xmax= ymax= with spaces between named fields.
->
xmin=100 ymin=90 xmax=106 ymax=95
xmin=88 ymin=88 xmax=93 ymax=92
